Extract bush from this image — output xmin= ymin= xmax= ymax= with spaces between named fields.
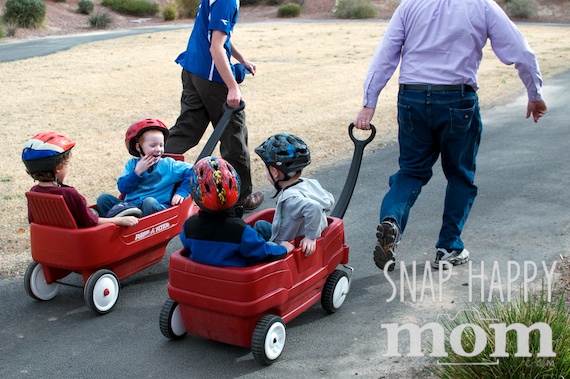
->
xmin=333 ymin=0 xmax=376 ymax=19
xmin=505 ymin=0 xmax=537 ymax=18
xmin=89 ymin=10 xmax=113 ymax=28
xmin=101 ymin=0 xmax=159 ymax=17
xmin=2 ymin=0 xmax=46 ymax=29
xmin=277 ymin=3 xmax=301 ymax=17
xmin=430 ymin=290 xmax=570 ymax=378
xmin=162 ymin=2 xmax=177 ymax=20
xmin=78 ymin=0 xmax=95 ymax=15
xmin=175 ymin=0 xmax=199 ymax=18
xmin=0 ymin=20 xmax=4 ymax=39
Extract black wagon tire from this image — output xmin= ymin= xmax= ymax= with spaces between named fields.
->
xmin=159 ymin=298 xmax=187 ymax=340
xmin=321 ymin=269 xmax=349 ymax=313
xmin=84 ymin=269 xmax=120 ymax=315
xmin=251 ymin=314 xmax=286 ymax=365
xmin=24 ymin=261 xmax=60 ymax=301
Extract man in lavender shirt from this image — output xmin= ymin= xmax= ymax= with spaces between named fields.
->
xmin=354 ymin=0 xmax=548 ymax=272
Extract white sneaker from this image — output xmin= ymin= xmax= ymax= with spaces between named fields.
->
xmin=432 ymin=248 xmax=469 ymax=270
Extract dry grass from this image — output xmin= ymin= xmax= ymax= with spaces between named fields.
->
xmin=1 ymin=22 xmax=570 ymax=278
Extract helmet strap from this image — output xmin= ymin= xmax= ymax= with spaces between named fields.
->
xmin=267 ymin=165 xmax=291 ymax=198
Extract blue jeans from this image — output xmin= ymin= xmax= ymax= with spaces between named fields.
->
xmin=253 ymin=220 xmax=272 ymax=241
xmin=97 ymin=194 xmax=166 ymax=217
xmin=380 ymin=87 xmax=481 ymax=251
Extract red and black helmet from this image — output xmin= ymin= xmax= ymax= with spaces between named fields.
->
xmin=190 ymin=156 xmax=241 ymax=212
xmin=125 ymin=118 xmax=169 ymax=157
xmin=22 ymin=132 xmax=75 ymax=174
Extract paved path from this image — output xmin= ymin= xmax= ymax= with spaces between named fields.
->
xmin=0 ymin=25 xmax=191 ymax=62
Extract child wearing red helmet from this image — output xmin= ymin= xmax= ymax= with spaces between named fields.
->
xmin=96 ymin=118 xmax=193 ymax=217
xmin=22 ymin=132 xmax=139 ymax=228
xmin=180 ymin=156 xmax=293 ymax=267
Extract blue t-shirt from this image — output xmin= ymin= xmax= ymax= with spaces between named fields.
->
xmin=176 ymin=0 xmax=240 ymax=83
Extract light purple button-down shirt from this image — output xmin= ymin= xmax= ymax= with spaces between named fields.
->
xmin=363 ymin=0 xmax=543 ymax=108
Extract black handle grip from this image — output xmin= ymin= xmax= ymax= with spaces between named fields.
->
xmin=196 ymin=100 xmax=246 ymax=162
xmin=330 ymin=123 xmax=376 ymax=219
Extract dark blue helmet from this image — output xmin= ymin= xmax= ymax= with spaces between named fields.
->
xmin=254 ymin=133 xmax=311 ymax=178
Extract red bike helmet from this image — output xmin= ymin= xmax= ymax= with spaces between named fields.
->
xmin=22 ymin=132 xmax=75 ymax=174
xmin=125 ymin=118 xmax=169 ymax=157
xmin=190 ymin=156 xmax=241 ymax=212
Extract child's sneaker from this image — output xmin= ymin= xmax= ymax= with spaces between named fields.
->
xmin=432 ymin=248 xmax=469 ymax=269
xmin=373 ymin=220 xmax=400 ymax=271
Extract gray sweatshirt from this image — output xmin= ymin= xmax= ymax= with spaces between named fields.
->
xmin=269 ymin=178 xmax=335 ymax=244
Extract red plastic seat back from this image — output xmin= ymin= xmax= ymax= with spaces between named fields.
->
xmin=26 ymin=191 xmax=79 ymax=229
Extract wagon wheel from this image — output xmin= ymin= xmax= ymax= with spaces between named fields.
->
xmin=159 ymin=298 xmax=187 ymax=340
xmin=84 ymin=269 xmax=120 ymax=315
xmin=251 ymin=314 xmax=286 ymax=365
xmin=321 ymin=269 xmax=349 ymax=313
xmin=24 ymin=261 xmax=60 ymax=301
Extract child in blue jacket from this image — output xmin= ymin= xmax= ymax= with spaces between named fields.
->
xmin=97 ymin=118 xmax=192 ymax=217
xmin=180 ymin=156 xmax=293 ymax=267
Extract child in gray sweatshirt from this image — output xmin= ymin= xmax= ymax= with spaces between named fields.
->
xmin=254 ymin=134 xmax=335 ymax=257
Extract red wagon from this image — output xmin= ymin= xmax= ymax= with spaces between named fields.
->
xmin=24 ymin=172 xmax=199 ymax=315
xmin=23 ymin=103 xmax=245 ymax=315
xmin=159 ymin=124 xmax=375 ymax=364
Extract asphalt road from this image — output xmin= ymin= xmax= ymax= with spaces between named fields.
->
xmin=0 ymin=25 xmax=191 ymax=62
xmin=1 ymin=36 xmax=568 ymax=378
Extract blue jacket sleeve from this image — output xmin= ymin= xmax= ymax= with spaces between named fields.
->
xmin=117 ymin=159 xmax=140 ymax=195
xmin=171 ymin=160 xmax=193 ymax=199
xmin=240 ymin=226 xmax=287 ymax=262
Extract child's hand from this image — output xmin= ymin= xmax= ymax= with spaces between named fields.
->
xmin=280 ymin=241 xmax=295 ymax=253
xmin=116 ymin=216 xmax=139 ymax=227
xmin=134 ymin=154 xmax=159 ymax=176
xmin=171 ymin=194 xmax=184 ymax=206
xmin=300 ymin=237 xmax=317 ymax=257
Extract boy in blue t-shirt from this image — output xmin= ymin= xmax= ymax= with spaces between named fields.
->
xmin=165 ymin=0 xmax=264 ymax=212
xmin=97 ymin=118 xmax=193 ymax=217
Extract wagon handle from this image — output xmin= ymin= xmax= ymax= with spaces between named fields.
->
xmin=196 ymin=100 xmax=246 ymax=162
xmin=330 ymin=123 xmax=376 ymax=219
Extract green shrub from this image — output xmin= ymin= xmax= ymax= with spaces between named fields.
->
xmin=78 ymin=0 xmax=95 ymax=14
xmin=430 ymin=290 xmax=570 ymax=378
xmin=89 ymin=10 xmax=113 ymax=28
xmin=2 ymin=0 xmax=46 ymax=29
xmin=101 ymin=0 xmax=159 ymax=17
xmin=333 ymin=0 xmax=376 ymax=19
xmin=175 ymin=0 xmax=199 ymax=18
xmin=4 ymin=19 xmax=18 ymax=36
xmin=277 ymin=3 xmax=301 ymax=17
xmin=505 ymin=0 xmax=537 ymax=18
xmin=162 ymin=1 xmax=177 ymax=20
xmin=0 ymin=20 xmax=4 ymax=39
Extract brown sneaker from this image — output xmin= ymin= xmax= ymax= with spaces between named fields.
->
xmin=239 ymin=191 xmax=264 ymax=211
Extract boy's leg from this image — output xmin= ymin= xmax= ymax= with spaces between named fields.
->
xmin=140 ymin=197 xmax=166 ymax=217
xmin=253 ymin=220 xmax=272 ymax=241
xmin=96 ymin=194 xmax=121 ymax=217
xmin=165 ymin=69 xmax=211 ymax=154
